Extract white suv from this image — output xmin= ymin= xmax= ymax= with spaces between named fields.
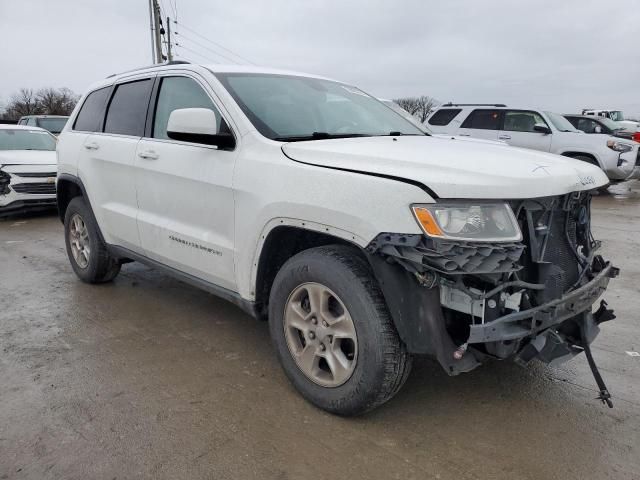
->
xmin=57 ymin=63 xmax=619 ymax=414
xmin=427 ymin=104 xmax=639 ymax=183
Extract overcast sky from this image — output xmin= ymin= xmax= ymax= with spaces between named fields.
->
xmin=1 ymin=0 xmax=639 ymax=116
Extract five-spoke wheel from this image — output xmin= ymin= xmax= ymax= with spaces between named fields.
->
xmin=284 ymin=282 xmax=358 ymax=387
xmin=68 ymin=213 xmax=91 ymax=269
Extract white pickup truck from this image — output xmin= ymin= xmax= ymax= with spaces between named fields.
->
xmin=56 ymin=63 xmax=619 ymax=414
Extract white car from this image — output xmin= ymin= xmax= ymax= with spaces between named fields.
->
xmin=428 ymin=104 xmax=640 ymax=182
xmin=0 ymin=124 xmax=58 ymax=216
xmin=57 ymin=63 xmax=618 ymax=414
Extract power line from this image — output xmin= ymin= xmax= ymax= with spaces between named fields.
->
xmin=174 ymin=20 xmax=255 ymax=65
xmin=174 ymin=32 xmax=237 ymax=63
xmin=175 ymin=43 xmax=219 ymax=64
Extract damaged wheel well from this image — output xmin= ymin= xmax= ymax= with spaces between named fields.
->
xmin=254 ymin=226 xmax=360 ymax=320
xmin=56 ymin=178 xmax=83 ymax=223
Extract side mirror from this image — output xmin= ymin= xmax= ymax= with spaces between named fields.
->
xmin=167 ymin=108 xmax=235 ymax=149
xmin=533 ymin=123 xmax=551 ymax=135
xmin=594 ymin=125 xmax=602 ymax=134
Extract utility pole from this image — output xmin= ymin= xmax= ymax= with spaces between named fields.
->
xmin=147 ymin=0 xmax=155 ymax=63
xmin=166 ymin=16 xmax=173 ymax=62
xmin=152 ymin=0 xmax=163 ymax=63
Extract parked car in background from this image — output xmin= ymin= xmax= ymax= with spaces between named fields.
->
xmin=0 ymin=124 xmax=57 ymax=216
xmin=428 ymin=104 xmax=640 ymax=183
xmin=564 ymin=114 xmax=634 ymax=140
xmin=380 ymin=99 xmax=506 ymax=146
xmin=56 ymin=63 xmax=617 ymax=414
xmin=581 ymin=109 xmax=639 ymax=133
xmin=17 ymin=115 xmax=69 ymax=135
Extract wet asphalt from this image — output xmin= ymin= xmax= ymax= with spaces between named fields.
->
xmin=1 ymin=183 xmax=639 ymax=480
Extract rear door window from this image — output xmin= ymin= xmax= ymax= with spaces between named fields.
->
xmin=73 ymin=87 xmax=111 ymax=132
xmin=460 ymin=109 xmax=503 ymax=130
xmin=428 ymin=108 xmax=462 ymax=126
xmin=104 ymin=79 xmax=153 ymax=137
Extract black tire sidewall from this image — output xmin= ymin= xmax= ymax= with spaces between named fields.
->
xmin=269 ymin=247 xmax=400 ymax=414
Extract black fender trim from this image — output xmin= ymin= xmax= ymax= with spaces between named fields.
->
xmin=281 ymin=148 xmax=439 ymax=199
xmin=56 ymin=173 xmax=107 ymax=245
xmin=366 ymin=252 xmax=480 ymax=375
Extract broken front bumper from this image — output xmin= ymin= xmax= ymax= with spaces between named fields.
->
xmin=467 ymin=262 xmax=618 ymax=344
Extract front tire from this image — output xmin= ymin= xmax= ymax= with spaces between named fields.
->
xmin=64 ymin=196 xmax=121 ymax=283
xmin=268 ymin=245 xmax=412 ymax=416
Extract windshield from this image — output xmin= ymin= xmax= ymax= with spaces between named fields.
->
xmin=608 ymin=111 xmax=624 ymax=122
xmin=545 ymin=111 xmax=580 ymax=132
xmin=215 ymin=73 xmax=425 ymax=141
xmin=0 ymin=129 xmax=56 ymax=151
xmin=37 ymin=117 xmax=68 ymax=134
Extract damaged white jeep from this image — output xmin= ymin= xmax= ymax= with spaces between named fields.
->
xmin=57 ymin=63 xmax=618 ymax=415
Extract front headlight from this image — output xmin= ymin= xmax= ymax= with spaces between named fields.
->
xmin=606 ymin=139 xmax=633 ymax=153
xmin=412 ymin=202 xmax=522 ymax=242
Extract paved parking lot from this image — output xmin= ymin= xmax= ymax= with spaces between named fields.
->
xmin=1 ymin=183 xmax=639 ymax=480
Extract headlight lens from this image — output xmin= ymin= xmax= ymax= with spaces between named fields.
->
xmin=412 ymin=203 xmax=522 ymax=241
xmin=606 ymin=139 xmax=633 ymax=153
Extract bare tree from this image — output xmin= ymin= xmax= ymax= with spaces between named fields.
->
xmin=3 ymin=87 xmax=79 ymax=120
xmin=4 ymin=88 xmax=41 ymax=119
xmin=393 ymin=96 xmax=439 ymax=124
xmin=393 ymin=97 xmax=421 ymax=117
xmin=36 ymin=88 xmax=79 ymax=116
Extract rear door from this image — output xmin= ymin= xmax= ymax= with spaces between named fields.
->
xmin=457 ymin=109 xmax=503 ymax=140
xmin=498 ymin=110 xmax=552 ymax=152
xmin=80 ymin=77 xmax=154 ymax=250
xmin=134 ymin=73 xmax=238 ymax=290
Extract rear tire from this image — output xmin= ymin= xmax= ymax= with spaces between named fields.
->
xmin=268 ymin=245 xmax=412 ymax=416
xmin=64 ymin=196 xmax=121 ymax=283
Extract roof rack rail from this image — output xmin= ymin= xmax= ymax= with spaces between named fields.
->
xmin=442 ymin=103 xmax=507 ymax=107
xmin=106 ymin=60 xmax=192 ymax=78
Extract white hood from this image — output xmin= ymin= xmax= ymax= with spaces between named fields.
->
xmin=0 ymin=150 xmax=57 ymax=167
xmin=282 ymin=135 xmax=608 ymax=199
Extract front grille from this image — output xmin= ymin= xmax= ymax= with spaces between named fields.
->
xmin=14 ymin=171 xmax=56 ymax=178
xmin=11 ymin=183 xmax=56 ymax=195
xmin=0 ymin=170 xmax=10 ymax=195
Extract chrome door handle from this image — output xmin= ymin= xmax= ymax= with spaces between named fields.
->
xmin=138 ymin=150 xmax=159 ymax=160
xmin=498 ymin=135 xmax=511 ymax=140
xmin=458 ymin=134 xmax=471 ymax=137
xmin=84 ymin=142 xmax=99 ymax=150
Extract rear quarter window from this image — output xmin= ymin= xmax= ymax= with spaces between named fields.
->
xmin=73 ymin=87 xmax=111 ymax=132
xmin=428 ymin=108 xmax=462 ymax=126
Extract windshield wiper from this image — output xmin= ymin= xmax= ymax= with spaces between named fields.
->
xmin=274 ymin=132 xmax=373 ymax=142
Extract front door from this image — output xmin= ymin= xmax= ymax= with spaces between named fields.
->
xmin=498 ymin=110 xmax=552 ymax=152
xmin=134 ymin=75 xmax=238 ymax=291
